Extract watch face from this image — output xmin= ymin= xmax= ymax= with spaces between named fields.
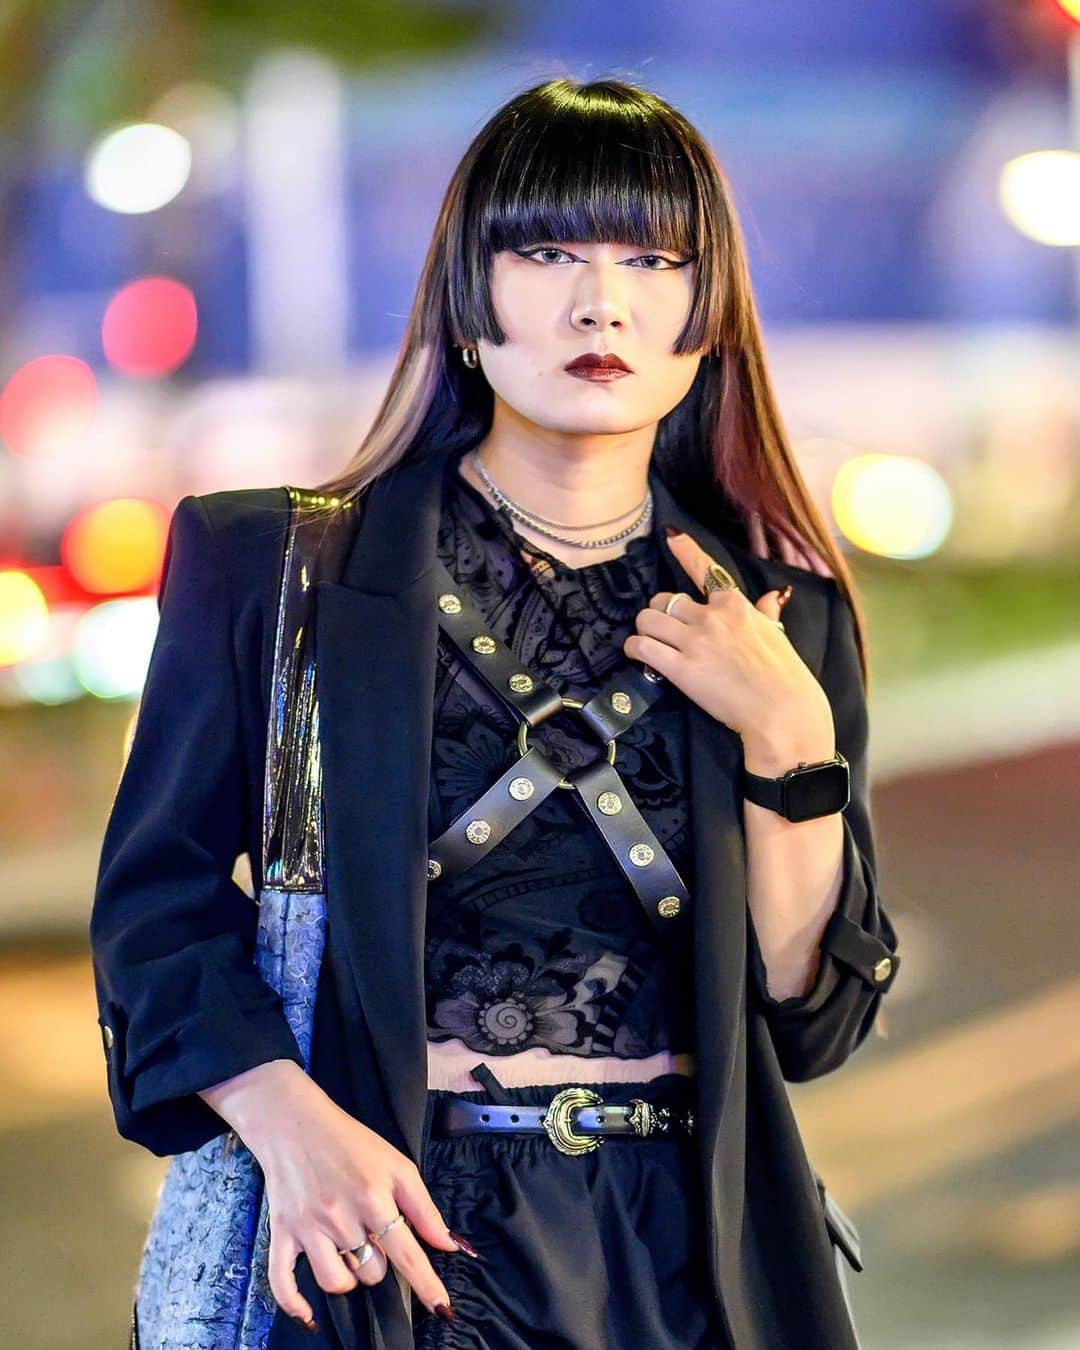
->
xmin=784 ymin=761 xmax=850 ymax=822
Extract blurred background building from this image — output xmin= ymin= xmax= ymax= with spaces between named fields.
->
xmin=1 ymin=1 xmax=1078 ymax=1347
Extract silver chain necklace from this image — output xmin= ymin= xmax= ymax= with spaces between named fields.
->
xmin=469 ymin=450 xmax=654 ymax=550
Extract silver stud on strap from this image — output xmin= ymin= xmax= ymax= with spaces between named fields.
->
xmin=427 ymin=858 xmax=443 ymax=880
xmin=509 ymin=777 xmax=535 ymax=800
xmin=597 ymin=791 xmax=622 ymax=815
xmin=437 ymin=593 xmax=462 ymax=614
xmin=628 ymin=843 xmax=655 ymax=867
xmin=508 ymin=672 xmax=534 ymax=693
xmin=657 ymin=896 xmax=682 ymax=918
xmin=465 ymin=819 xmax=492 ymax=844
xmin=610 ymin=691 xmax=633 ymax=715
xmin=471 ymin=635 xmax=496 ymax=654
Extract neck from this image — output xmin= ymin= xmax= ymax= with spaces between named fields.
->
xmin=461 ymin=411 xmax=656 ymax=565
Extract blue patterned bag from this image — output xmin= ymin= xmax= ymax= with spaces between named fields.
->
xmin=130 ymin=488 xmax=357 ymax=1349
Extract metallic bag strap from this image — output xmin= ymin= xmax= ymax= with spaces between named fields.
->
xmin=426 ymin=556 xmax=691 ymax=935
xmin=261 ymin=487 xmax=357 ymax=892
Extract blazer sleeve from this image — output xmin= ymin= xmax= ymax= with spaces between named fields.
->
xmin=746 ymin=578 xmax=901 ymax=1082
xmin=88 ymin=494 xmax=304 ymax=1157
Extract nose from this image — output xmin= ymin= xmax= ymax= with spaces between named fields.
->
xmin=569 ymin=259 xmax=629 ymax=333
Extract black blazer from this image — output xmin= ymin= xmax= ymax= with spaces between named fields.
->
xmin=90 ymin=443 xmax=900 ymax=1350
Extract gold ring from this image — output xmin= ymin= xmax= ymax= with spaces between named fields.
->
xmin=702 ymin=561 xmax=738 ymax=594
xmin=664 ymin=592 xmax=689 ymax=616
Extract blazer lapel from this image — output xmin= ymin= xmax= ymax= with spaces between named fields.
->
xmin=314 ymin=449 xmax=448 ymax=1161
xmin=313 ymin=443 xmax=755 ymax=1211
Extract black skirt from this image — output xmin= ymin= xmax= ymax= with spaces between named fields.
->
xmin=410 ymin=1071 xmax=730 ymax=1350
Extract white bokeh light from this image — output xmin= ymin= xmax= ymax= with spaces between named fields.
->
xmin=85 ymin=122 xmax=193 ymax=215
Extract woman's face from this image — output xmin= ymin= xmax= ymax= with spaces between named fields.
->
xmin=477 ymin=240 xmax=704 ymax=438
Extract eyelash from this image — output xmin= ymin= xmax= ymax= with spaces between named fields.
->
xmin=515 ymin=246 xmax=689 ymax=270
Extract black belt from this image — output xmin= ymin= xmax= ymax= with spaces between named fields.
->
xmin=429 ymin=1062 xmax=696 ymax=1157
xmin=426 ymin=556 xmax=691 ymax=937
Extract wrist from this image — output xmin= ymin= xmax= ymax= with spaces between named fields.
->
xmin=198 ymin=1057 xmax=311 ymax=1144
xmin=741 ymin=708 xmax=835 ymax=778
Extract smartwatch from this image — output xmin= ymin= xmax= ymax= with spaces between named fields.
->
xmin=741 ymin=751 xmax=849 ymax=823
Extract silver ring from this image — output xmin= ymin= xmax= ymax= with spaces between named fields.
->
xmin=339 ymin=1240 xmax=377 ymax=1266
xmin=664 ymin=591 xmax=689 ymax=616
xmin=369 ymin=1211 xmax=406 ymax=1242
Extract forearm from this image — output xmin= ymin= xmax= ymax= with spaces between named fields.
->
xmin=741 ymin=698 xmax=844 ymax=1001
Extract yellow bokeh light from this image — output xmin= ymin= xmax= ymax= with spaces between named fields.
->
xmin=0 ymin=571 xmax=50 ymax=666
xmin=831 ymin=454 xmax=953 ymax=560
xmin=63 ymin=498 xmax=169 ymax=595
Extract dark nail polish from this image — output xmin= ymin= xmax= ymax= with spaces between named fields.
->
xmin=664 ymin=525 xmax=682 ymax=537
xmin=777 ymin=583 xmax=793 ymax=609
xmin=434 ymin=1302 xmax=456 ymax=1321
xmin=447 ymin=1228 xmax=480 ymax=1258
xmin=291 ymin=1314 xmax=319 ymax=1335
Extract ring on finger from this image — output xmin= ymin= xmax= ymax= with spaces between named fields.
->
xmin=338 ymin=1240 xmax=377 ymax=1267
xmin=368 ymin=1212 xmax=406 ymax=1242
xmin=774 ymin=620 xmax=785 ymax=632
xmin=664 ymin=591 xmax=689 ymax=617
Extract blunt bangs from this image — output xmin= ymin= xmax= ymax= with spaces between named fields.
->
xmin=450 ymin=80 xmax=724 ymax=355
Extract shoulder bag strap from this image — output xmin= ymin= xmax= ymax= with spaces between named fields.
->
xmin=260 ymin=487 xmax=358 ymax=892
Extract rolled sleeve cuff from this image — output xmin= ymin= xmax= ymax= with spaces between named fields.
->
xmin=748 ymin=813 xmax=900 ymax=1018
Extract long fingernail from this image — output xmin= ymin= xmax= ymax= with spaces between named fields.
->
xmin=664 ymin=525 xmax=683 ymax=537
xmin=447 ymin=1228 xmax=480 ymax=1258
xmin=434 ymin=1302 xmax=456 ymax=1321
xmin=777 ymin=583 xmax=793 ymax=609
xmin=291 ymin=1314 xmax=319 ymax=1335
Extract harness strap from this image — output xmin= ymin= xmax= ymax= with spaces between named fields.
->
xmin=426 ymin=557 xmax=691 ymax=936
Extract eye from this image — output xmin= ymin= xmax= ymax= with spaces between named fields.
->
xmin=515 ymin=246 xmax=576 ymax=265
xmin=628 ymin=253 xmax=683 ymax=270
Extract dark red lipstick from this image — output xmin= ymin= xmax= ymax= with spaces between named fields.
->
xmin=564 ymin=351 xmax=633 ymax=381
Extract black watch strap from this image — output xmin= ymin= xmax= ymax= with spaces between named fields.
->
xmin=741 ymin=752 xmax=849 ymax=821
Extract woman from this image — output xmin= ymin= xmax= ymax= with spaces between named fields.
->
xmin=91 ymin=77 xmax=901 ymax=1349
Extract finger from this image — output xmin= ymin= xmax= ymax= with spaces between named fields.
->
xmin=376 ymin=1203 xmax=456 ymax=1317
xmin=645 ymin=590 xmax=706 ymax=622
xmin=393 ymin=1161 xmax=466 ymax=1256
xmin=304 ymin=1227 xmax=369 ymax=1297
xmin=664 ymin=530 xmax=743 ymax=604
xmin=634 ymin=605 xmax=695 ymax=651
xmin=268 ymin=1226 xmax=318 ymax=1329
xmin=754 ymin=589 xmax=784 ymax=622
xmin=315 ymin=1204 xmax=391 ymax=1288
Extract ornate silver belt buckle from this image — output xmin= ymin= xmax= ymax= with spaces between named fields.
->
xmin=541 ymin=1085 xmax=604 ymax=1155
xmin=627 ymin=1098 xmax=694 ymax=1138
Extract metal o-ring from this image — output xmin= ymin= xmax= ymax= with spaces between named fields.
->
xmin=516 ymin=696 xmax=616 ymax=790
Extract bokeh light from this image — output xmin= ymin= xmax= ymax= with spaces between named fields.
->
xmin=0 ymin=355 xmax=98 ymax=458
xmin=999 ymin=150 xmax=1080 ymax=247
xmin=84 ymin=122 xmax=193 ymax=214
xmin=831 ymin=453 xmax=954 ymax=560
xmin=101 ymin=277 xmax=198 ymax=377
xmin=62 ymin=498 xmax=169 ymax=595
xmin=0 ymin=571 xmax=50 ymax=666
xmin=72 ymin=597 xmax=160 ymax=699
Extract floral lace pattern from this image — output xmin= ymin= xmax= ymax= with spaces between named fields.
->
xmin=425 ymin=454 xmax=696 ymax=1060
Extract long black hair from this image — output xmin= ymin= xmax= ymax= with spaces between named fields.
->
xmin=307 ymin=76 xmax=870 ymax=685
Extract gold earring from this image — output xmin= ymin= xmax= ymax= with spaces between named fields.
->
xmin=461 ymin=346 xmax=479 ymax=369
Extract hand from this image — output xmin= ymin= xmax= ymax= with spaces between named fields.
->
xmin=623 ymin=528 xmax=833 ymax=753
xmin=198 ymin=1061 xmax=464 ymax=1331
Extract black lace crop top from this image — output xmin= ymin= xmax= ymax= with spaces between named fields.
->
xmin=424 ymin=450 xmax=697 ymax=1060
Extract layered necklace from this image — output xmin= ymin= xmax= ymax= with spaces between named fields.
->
xmin=468 ymin=449 xmax=654 ymax=551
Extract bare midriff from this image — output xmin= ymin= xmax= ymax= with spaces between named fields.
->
xmin=426 ymin=1035 xmax=697 ymax=1092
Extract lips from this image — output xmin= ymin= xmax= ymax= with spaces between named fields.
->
xmin=564 ymin=352 xmax=632 ymax=373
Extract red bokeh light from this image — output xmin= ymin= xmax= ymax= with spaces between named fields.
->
xmin=102 ymin=276 xmax=198 ymax=378
xmin=0 ymin=355 xmax=98 ymax=458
